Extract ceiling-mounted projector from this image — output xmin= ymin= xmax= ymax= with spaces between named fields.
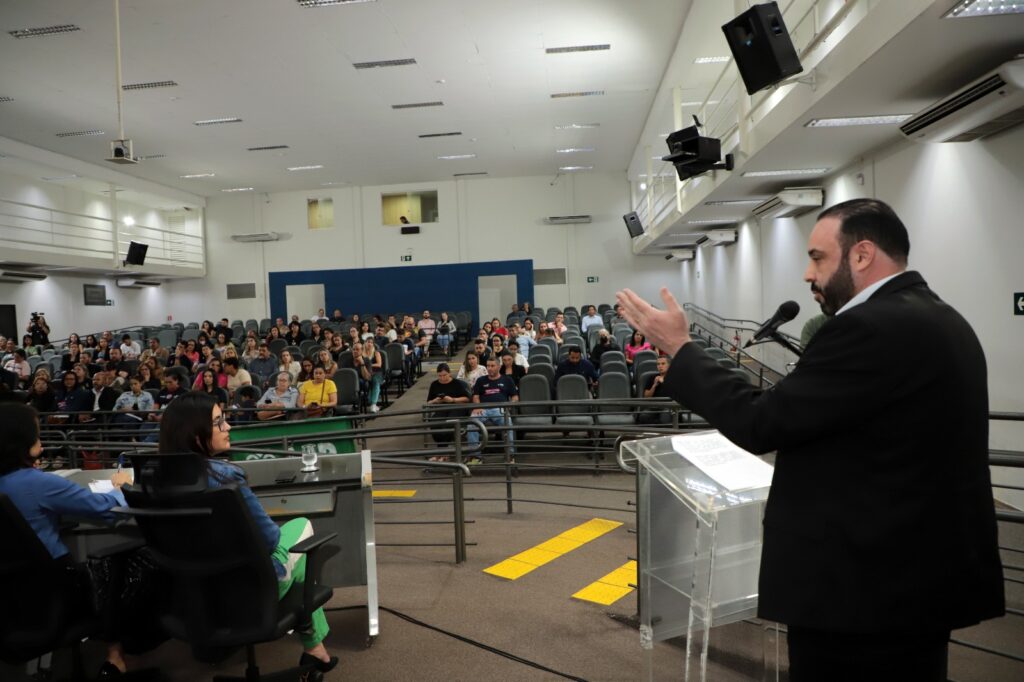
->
xmin=106 ymin=139 xmax=138 ymax=165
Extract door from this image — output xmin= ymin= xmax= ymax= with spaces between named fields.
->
xmin=477 ymin=275 xmax=517 ymax=326
xmin=285 ymin=284 xmax=325 ymax=322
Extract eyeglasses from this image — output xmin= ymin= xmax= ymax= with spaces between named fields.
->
xmin=212 ymin=416 xmax=229 ymax=432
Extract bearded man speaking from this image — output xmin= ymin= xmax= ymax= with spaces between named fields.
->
xmin=616 ymin=198 xmax=1003 ymax=681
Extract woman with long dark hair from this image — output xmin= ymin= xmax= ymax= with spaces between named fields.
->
xmin=158 ymin=393 xmax=337 ymax=675
xmin=0 ymin=403 xmax=132 ymax=674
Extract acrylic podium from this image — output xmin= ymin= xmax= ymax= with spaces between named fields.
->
xmin=624 ymin=432 xmax=773 ymax=681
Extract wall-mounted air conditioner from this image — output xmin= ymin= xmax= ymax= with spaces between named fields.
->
xmin=544 ymin=215 xmax=592 ymax=225
xmin=231 ymin=232 xmax=280 ymax=243
xmin=670 ymin=249 xmax=695 ymax=261
xmin=0 ymin=270 xmax=47 ymax=282
xmin=696 ymin=229 xmax=737 ymax=247
xmin=900 ymin=57 xmax=1024 ymax=143
xmin=752 ymin=187 xmax=824 ymax=220
xmin=116 ymin=279 xmax=162 ymax=288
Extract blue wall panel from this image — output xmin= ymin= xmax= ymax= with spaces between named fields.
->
xmin=268 ymin=260 xmax=534 ymax=327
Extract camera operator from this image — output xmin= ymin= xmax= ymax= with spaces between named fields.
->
xmin=26 ymin=312 xmax=50 ymax=346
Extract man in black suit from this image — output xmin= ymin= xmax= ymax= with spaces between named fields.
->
xmin=617 ymin=199 xmax=1003 ymax=680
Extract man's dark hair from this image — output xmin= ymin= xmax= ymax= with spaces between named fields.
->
xmin=222 ymin=356 xmax=239 ymax=369
xmin=0 ymin=403 xmax=40 ymax=475
xmin=437 ymin=363 xmax=451 ymax=373
xmin=817 ymin=198 xmax=910 ymax=264
xmin=122 ymin=334 xmax=132 ymax=341
xmin=567 ymin=345 xmax=582 ymax=355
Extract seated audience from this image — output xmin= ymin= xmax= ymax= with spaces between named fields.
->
xmin=213 ymin=317 xmax=233 ymax=341
xmin=490 ymin=318 xmax=508 ymax=338
xmin=22 ymin=335 xmax=41 ymax=357
xmin=0 ymin=403 xmax=133 ymax=675
xmin=425 ymin=363 xmax=471 ymax=455
xmin=472 ymin=338 xmax=491 ymax=366
xmin=309 ymin=322 xmax=326 ymax=346
xmin=581 ymin=305 xmax=603 ymax=333
xmin=196 ymin=368 xmax=229 ymax=406
xmin=26 ymin=375 xmax=58 ymax=413
xmin=638 ymin=356 xmax=673 ymax=425
xmin=331 ymin=309 xmax=345 ymax=324
xmin=248 ymin=343 xmax=279 ymax=388
xmin=489 ymin=335 xmax=506 ymax=358
xmin=625 ymin=330 xmax=652 ymax=367
xmin=498 ymin=351 xmax=526 ymax=386
xmin=278 ymin=350 xmax=301 ymax=385
xmin=589 ymin=330 xmax=618 ymax=368
xmin=435 ymin=312 xmax=456 ymax=356
xmin=359 ymin=321 xmax=373 ymax=342
xmin=466 ymin=357 xmax=519 ymax=460
xmin=231 ymin=385 xmax=263 ymax=423
xmin=266 ymin=325 xmax=283 ymax=344
xmin=506 ymin=339 xmax=529 ymax=370
xmin=119 ymin=334 xmax=141 ymax=359
xmin=456 ymin=351 xmax=487 ymax=387
xmin=521 ymin=318 xmax=537 ymax=340
xmin=213 ymin=332 xmax=232 ymax=354
xmin=137 ymin=363 xmax=161 ymax=390
xmin=555 ymin=346 xmax=600 ymax=388
xmin=297 ymin=366 xmax=338 ymax=417
xmin=328 ymin=335 xmax=349 ymax=361
xmin=354 ymin=339 xmax=384 ymax=413
xmin=285 ymin=322 xmax=305 ymax=345
xmin=314 ymin=349 xmax=338 ymax=377
xmin=258 ymin=372 xmax=300 ymax=421
xmin=84 ymin=370 xmax=120 ymax=422
xmin=240 ymin=337 xmax=260 ymax=365
xmin=223 ymin=356 xmax=252 ymax=400
xmin=140 ymin=338 xmax=169 ymax=365
xmin=551 ymin=312 xmax=568 ymax=338
xmin=296 ymin=358 xmax=316 ymax=385
xmin=418 ymin=310 xmax=437 ymax=345
xmin=72 ymin=363 xmax=92 ymax=391
xmin=112 ymin=375 xmax=155 ymax=427
xmin=158 ymin=392 xmax=338 ymax=673
xmin=4 ymin=348 xmax=30 ymax=386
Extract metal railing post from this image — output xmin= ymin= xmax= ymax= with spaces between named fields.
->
xmin=504 ymin=407 xmax=514 ymax=514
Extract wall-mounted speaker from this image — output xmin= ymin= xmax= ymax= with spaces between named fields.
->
xmin=124 ymin=241 xmax=149 ymax=266
xmin=722 ymin=1 xmax=802 ymax=95
xmin=400 ymin=225 xmax=421 ymax=235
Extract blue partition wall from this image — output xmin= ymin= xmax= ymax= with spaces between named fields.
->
xmin=268 ymin=259 xmax=534 ymax=327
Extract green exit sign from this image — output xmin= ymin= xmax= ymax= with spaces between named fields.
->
xmin=1016 ymin=292 xmax=1024 ymax=315
xmin=401 ymin=255 xmax=412 ymax=262
xmin=587 ymin=276 xmax=599 ymax=283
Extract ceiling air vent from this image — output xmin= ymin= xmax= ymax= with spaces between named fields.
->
xmin=353 ymin=58 xmax=416 ymax=69
xmin=9 ymin=25 xmax=80 ymax=38
xmin=419 ymin=132 xmax=462 ymax=138
xmin=550 ymin=91 xmax=605 ymax=99
xmin=544 ymin=215 xmax=592 ymax=225
xmin=248 ymin=145 xmax=289 ymax=151
xmin=392 ymin=101 xmax=444 ymax=110
xmin=56 ymin=130 xmax=105 ymax=138
xmin=122 ymin=80 xmax=178 ymax=90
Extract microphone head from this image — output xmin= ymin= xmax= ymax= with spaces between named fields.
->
xmin=778 ymin=300 xmax=800 ymax=321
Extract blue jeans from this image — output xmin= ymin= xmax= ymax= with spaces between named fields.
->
xmin=466 ymin=407 xmax=515 ymax=455
xmin=436 ymin=333 xmax=452 ymax=351
xmin=362 ymin=372 xmax=383 ymax=405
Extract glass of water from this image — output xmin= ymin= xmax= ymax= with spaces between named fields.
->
xmin=300 ymin=444 xmax=319 ymax=472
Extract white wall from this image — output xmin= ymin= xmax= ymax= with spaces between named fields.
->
xmin=167 ymin=171 xmax=681 ymax=323
xmin=678 ymin=125 xmax=1024 ymax=506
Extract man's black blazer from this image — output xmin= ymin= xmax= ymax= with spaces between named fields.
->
xmin=667 ymin=271 xmax=1004 ymax=633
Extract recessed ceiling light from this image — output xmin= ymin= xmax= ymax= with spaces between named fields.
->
xmin=286 ymin=165 xmax=324 ymax=171
xmin=551 ymin=91 xmax=605 ymax=99
xmin=805 ymin=114 xmax=913 ymax=127
xmin=686 ymin=219 xmax=739 ymax=225
xmin=437 ymin=154 xmax=476 ymax=160
xmin=556 ymin=148 xmax=595 ymax=153
xmin=40 ymin=174 xmax=78 ymax=182
xmin=694 ymin=56 xmax=730 ymax=64
xmin=221 ymin=187 xmax=254 ymax=193
xmin=122 ymin=216 xmax=135 ymax=226
xmin=180 ymin=173 xmax=216 ymax=179
xmin=742 ymin=168 xmax=830 ymax=177
xmin=55 ymin=130 xmax=105 ymax=138
xmin=194 ymin=117 xmax=242 ymax=126
xmin=247 ymin=145 xmax=289 ymax=151
xmin=944 ymin=0 xmax=1024 ymax=17
xmin=418 ymin=131 xmax=462 ymax=138
xmin=680 ymin=100 xmax=720 ymax=107
xmin=0 ymin=96 xmax=14 ymax=103
xmin=9 ymin=24 xmax=81 ymax=39
xmin=559 ymin=166 xmax=593 ymax=172
xmin=298 ymin=0 xmax=377 ymax=6
xmin=704 ymin=199 xmax=767 ymax=206
xmin=453 ymin=172 xmax=488 ymax=177
xmin=545 ymin=44 xmax=611 ymax=54
xmin=353 ymin=58 xmax=417 ymax=69
xmin=555 ymin=123 xmax=600 ymax=130
xmin=122 ymin=80 xmax=178 ymax=90
xmin=392 ymin=101 xmax=444 ymax=109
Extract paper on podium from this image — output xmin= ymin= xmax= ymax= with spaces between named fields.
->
xmin=671 ymin=431 xmax=773 ymax=492
xmin=88 ymin=479 xmax=115 ymax=494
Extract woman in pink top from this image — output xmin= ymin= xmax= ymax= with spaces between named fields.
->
xmin=624 ymin=330 xmax=652 ymax=366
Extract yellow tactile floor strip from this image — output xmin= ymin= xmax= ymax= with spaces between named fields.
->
xmin=372 ymin=489 xmax=417 ymax=498
xmin=572 ymin=560 xmax=638 ymax=605
xmin=483 ymin=518 xmax=623 ymax=580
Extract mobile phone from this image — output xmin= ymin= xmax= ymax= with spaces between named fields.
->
xmin=275 ymin=472 xmax=296 ymax=484
xmin=264 ymin=399 xmax=272 ymax=404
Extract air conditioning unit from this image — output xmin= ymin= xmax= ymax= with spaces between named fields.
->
xmin=0 ymin=270 xmax=47 ymax=282
xmin=752 ymin=187 xmax=824 ymax=220
xmin=544 ymin=215 xmax=592 ymax=225
xmin=231 ymin=232 xmax=280 ymax=243
xmin=900 ymin=58 xmax=1024 ymax=143
xmin=116 ymin=278 xmax=161 ymax=288
xmin=670 ymin=248 xmax=696 ymax=261
xmin=696 ymin=229 xmax=737 ymax=247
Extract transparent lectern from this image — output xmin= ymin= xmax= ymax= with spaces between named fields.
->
xmin=624 ymin=432 xmax=773 ymax=681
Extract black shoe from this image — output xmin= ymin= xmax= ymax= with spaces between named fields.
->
xmin=299 ymin=652 xmax=339 ymax=675
xmin=97 ymin=662 xmax=123 ymax=677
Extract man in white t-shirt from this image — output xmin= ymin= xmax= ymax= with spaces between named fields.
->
xmin=119 ymin=334 xmax=141 ymax=359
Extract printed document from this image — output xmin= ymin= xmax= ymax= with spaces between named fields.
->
xmin=671 ymin=431 xmax=774 ymax=492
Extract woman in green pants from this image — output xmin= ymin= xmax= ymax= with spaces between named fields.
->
xmin=159 ymin=392 xmax=338 ymax=680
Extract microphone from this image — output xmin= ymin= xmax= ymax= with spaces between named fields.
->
xmin=745 ymin=301 xmax=800 ymax=348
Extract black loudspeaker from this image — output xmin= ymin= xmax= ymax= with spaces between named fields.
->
xmin=400 ymin=225 xmax=420 ymax=235
xmin=721 ymin=1 xmax=802 ymax=95
xmin=125 ymin=241 xmax=149 ymax=266
xmin=623 ymin=212 xmax=645 ymax=239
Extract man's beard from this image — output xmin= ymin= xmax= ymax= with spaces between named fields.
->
xmin=812 ymin=253 xmax=855 ymax=316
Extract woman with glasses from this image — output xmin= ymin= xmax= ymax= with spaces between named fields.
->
xmin=296 ymin=366 xmax=338 ymax=417
xmin=278 ymin=350 xmax=300 ymax=385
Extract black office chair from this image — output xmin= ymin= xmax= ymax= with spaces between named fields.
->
xmin=0 ymin=493 xmax=143 ymax=681
xmin=118 ymin=458 xmax=338 ymax=682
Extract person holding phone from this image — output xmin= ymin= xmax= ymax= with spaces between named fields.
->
xmin=296 ymin=366 xmax=337 ymax=418
xmin=258 ymin=372 xmax=299 ymax=421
